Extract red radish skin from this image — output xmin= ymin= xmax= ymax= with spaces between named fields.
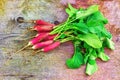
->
xmin=35 ymin=32 xmax=48 ymax=37
xmin=36 ymin=33 xmax=57 ymax=40
xmin=42 ymin=41 xmax=60 ymax=52
xmin=33 ymin=25 xmax=54 ymax=29
xmin=34 ymin=25 xmax=53 ymax=32
xmin=29 ymin=32 xmax=49 ymax=45
xmin=32 ymin=40 xmax=53 ymax=49
xmin=34 ymin=20 xmax=54 ymax=26
xmin=44 ymin=34 xmax=57 ymax=40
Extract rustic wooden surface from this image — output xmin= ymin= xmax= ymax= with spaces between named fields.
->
xmin=0 ymin=0 xmax=120 ymax=80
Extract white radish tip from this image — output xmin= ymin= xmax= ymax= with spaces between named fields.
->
xmin=34 ymin=28 xmax=37 ymax=31
xmin=30 ymin=28 xmax=35 ymax=31
xmin=33 ymin=20 xmax=36 ymax=23
xmin=41 ymin=49 xmax=44 ymax=51
xmin=28 ymin=42 xmax=32 ymax=46
xmin=32 ymin=46 xmax=36 ymax=49
xmin=35 ymin=34 xmax=39 ymax=37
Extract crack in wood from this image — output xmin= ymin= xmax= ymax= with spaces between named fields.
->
xmin=0 ymin=74 xmax=35 ymax=79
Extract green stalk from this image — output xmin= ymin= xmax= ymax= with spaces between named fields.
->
xmin=53 ymin=18 xmax=70 ymax=40
xmin=60 ymin=37 xmax=74 ymax=43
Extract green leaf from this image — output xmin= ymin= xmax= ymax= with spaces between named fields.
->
xmin=98 ymin=52 xmax=110 ymax=61
xmin=78 ymin=33 xmax=102 ymax=48
xmin=86 ymin=11 xmax=112 ymax=38
xmin=87 ymin=22 xmax=103 ymax=33
xmin=87 ymin=23 xmax=112 ymax=39
xmin=65 ymin=8 xmax=73 ymax=17
xmin=89 ymin=50 xmax=97 ymax=60
xmin=104 ymin=38 xmax=115 ymax=50
xmin=72 ymin=22 xmax=89 ymax=34
xmin=85 ymin=48 xmax=98 ymax=75
xmin=87 ymin=11 xmax=108 ymax=25
xmin=76 ymin=5 xmax=99 ymax=19
xmin=101 ymin=27 xmax=112 ymax=39
xmin=84 ymin=47 xmax=92 ymax=64
xmin=68 ymin=3 xmax=77 ymax=13
xmin=86 ymin=60 xmax=98 ymax=75
xmin=84 ymin=48 xmax=97 ymax=64
xmin=66 ymin=42 xmax=84 ymax=69
xmin=65 ymin=3 xmax=77 ymax=17
xmin=88 ymin=59 xmax=96 ymax=65
xmin=84 ymin=52 xmax=90 ymax=64
xmin=97 ymin=48 xmax=110 ymax=61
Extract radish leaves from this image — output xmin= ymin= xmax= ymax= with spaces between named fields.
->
xmin=49 ymin=4 xmax=114 ymax=75
xmin=78 ymin=34 xmax=102 ymax=48
xmin=66 ymin=41 xmax=84 ymax=69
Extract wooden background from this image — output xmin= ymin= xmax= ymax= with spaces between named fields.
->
xmin=0 ymin=0 xmax=120 ymax=80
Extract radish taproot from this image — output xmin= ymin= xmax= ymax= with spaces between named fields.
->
xmin=32 ymin=40 xmax=53 ymax=49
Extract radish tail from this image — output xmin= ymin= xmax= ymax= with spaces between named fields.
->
xmin=20 ymin=27 xmax=34 ymax=37
xmin=32 ymin=49 xmax=42 ymax=55
xmin=22 ymin=36 xmax=35 ymax=40
xmin=14 ymin=45 xmax=29 ymax=54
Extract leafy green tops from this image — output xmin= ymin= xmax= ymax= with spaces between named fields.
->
xmin=49 ymin=3 xmax=114 ymax=75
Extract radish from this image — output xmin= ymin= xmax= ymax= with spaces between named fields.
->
xmin=28 ymin=32 xmax=49 ymax=45
xmin=35 ymin=32 xmax=47 ymax=37
xmin=34 ymin=25 xmax=53 ymax=32
xmin=32 ymin=40 xmax=53 ymax=49
xmin=35 ymin=33 xmax=57 ymax=40
xmin=41 ymin=41 xmax=60 ymax=52
xmin=33 ymin=41 xmax=61 ymax=55
xmin=34 ymin=20 xmax=54 ymax=26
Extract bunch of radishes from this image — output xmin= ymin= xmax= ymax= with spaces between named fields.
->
xmin=16 ymin=18 xmax=71 ymax=55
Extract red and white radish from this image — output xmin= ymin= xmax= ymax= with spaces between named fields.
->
xmin=35 ymin=32 xmax=48 ymax=37
xmin=41 ymin=41 xmax=60 ymax=52
xmin=33 ymin=25 xmax=53 ymax=32
xmin=35 ymin=33 xmax=57 ymax=40
xmin=34 ymin=20 xmax=54 ymax=26
xmin=32 ymin=40 xmax=53 ymax=49
xmin=32 ymin=41 xmax=60 ymax=55
xmin=28 ymin=32 xmax=49 ymax=45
